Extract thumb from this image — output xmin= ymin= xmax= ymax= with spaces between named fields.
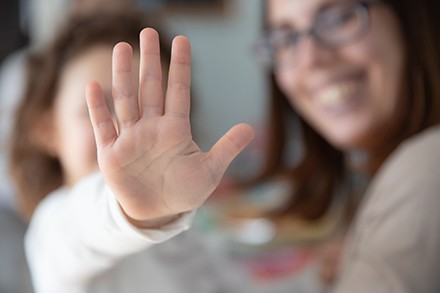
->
xmin=205 ymin=123 xmax=254 ymax=182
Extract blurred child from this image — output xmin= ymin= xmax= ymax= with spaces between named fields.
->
xmin=9 ymin=10 xmax=219 ymax=293
xmin=10 ymin=9 xmax=315 ymax=293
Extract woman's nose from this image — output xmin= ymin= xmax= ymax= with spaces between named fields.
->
xmin=295 ymin=37 xmax=335 ymax=70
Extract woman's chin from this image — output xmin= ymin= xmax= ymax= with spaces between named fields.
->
xmin=323 ymin=129 xmax=372 ymax=152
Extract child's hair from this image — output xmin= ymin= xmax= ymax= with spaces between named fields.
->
xmin=9 ymin=10 xmax=170 ymax=219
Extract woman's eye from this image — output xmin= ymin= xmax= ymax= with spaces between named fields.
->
xmin=318 ymin=3 xmax=360 ymax=30
xmin=269 ymin=29 xmax=300 ymax=49
xmin=326 ymin=11 xmax=355 ymax=28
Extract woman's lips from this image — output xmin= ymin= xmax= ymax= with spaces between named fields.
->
xmin=311 ymin=79 xmax=365 ymax=117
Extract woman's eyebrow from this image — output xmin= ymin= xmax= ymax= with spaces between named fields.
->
xmin=305 ymin=0 xmax=344 ymax=23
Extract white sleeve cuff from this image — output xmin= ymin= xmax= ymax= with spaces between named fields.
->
xmin=107 ymin=189 xmax=195 ymax=244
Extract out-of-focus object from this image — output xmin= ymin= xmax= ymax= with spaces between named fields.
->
xmin=196 ymin=178 xmax=343 ymax=282
xmin=0 ymin=0 xmax=28 ymax=63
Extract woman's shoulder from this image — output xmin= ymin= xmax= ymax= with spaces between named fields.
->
xmin=396 ymin=124 xmax=440 ymax=158
xmin=364 ymin=125 xmax=440 ymax=213
xmin=341 ymin=126 xmax=440 ymax=293
xmin=381 ymin=124 xmax=440 ymax=177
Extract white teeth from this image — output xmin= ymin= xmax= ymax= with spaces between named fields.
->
xmin=315 ymin=82 xmax=359 ymax=108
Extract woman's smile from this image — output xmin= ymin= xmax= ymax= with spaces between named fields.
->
xmin=309 ymin=71 xmax=367 ymax=117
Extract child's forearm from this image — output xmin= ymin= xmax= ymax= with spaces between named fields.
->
xmin=25 ymin=172 xmax=194 ymax=293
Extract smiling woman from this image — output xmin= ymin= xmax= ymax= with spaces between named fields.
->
xmin=271 ymin=0 xmax=406 ymax=150
xmin=250 ymin=0 xmax=440 ymax=291
xmin=253 ymin=0 xmax=440 ymax=218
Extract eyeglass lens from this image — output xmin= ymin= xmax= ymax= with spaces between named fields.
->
xmin=255 ymin=1 xmax=371 ymax=69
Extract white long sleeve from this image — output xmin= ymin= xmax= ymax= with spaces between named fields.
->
xmin=25 ymin=172 xmax=194 ymax=293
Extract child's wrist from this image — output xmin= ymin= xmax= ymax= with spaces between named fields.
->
xmin=125 ymin=212 xmax=182 ymax=229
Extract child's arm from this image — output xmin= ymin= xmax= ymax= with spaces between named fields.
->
xmin=26 ymin=29 xmax=253 ymax=293
xmin=86 ymin=28 xmax=254 ymax=228
xmin=26 ymin=172 xmax=199 ymax=293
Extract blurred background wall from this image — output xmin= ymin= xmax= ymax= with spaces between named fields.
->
xmin=161 ymin=0 xmax=267 ymax=151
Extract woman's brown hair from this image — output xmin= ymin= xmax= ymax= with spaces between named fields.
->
xmin=9 ymin=11 xmax=170 ymax=219
xmin=258 ymin=0 xmax=440 ymax=221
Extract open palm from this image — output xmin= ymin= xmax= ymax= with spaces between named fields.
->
xmin=86 ymin=28 xmax=254 ymax=225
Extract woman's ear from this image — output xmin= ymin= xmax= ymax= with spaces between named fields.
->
xmin=31 ymin=111 xmax=59 ymax=157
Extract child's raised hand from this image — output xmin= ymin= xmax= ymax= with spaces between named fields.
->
xmin=86 ymin=28 xmax=254 ymax=227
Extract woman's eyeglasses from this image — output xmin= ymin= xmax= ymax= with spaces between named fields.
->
xmin=253 ymin=1 xmax=381 ymax=70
